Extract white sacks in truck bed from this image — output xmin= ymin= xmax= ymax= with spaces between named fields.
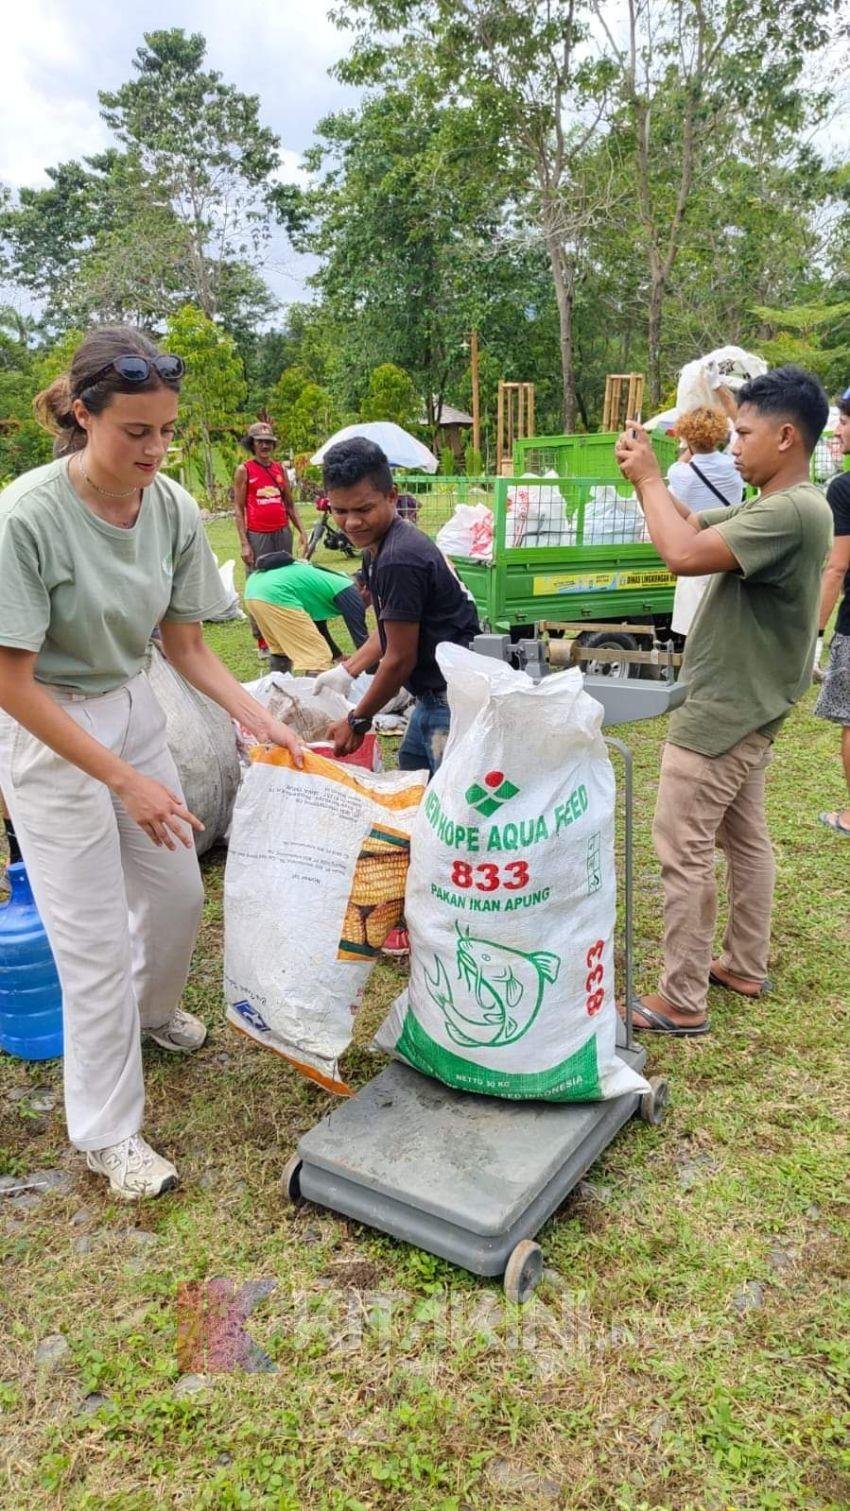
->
xmin=377 ymin=645 xmax=648 ymax=1101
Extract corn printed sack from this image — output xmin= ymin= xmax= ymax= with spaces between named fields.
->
xmin=377 ymin=646 xmax=649 ymax=1102
xmin=224 ymin=748 xmax=426 ymax=1093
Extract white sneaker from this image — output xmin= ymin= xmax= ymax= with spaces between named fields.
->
xmin=145 ymin=1007 xmax=207 ymax=1053
xmin=86 ymin=1133 xmax=178 ymax=1201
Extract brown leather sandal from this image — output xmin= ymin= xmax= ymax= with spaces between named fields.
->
xmin=708 ymin=962 xmax=772 ymax=999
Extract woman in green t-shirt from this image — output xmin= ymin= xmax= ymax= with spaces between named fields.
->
xmin=0 ymin=326 xmax=303 ymax=1201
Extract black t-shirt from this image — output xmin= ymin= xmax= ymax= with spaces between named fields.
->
xmin=826 ymin=472 xmax=850 ymax=636
xmin=363 ymin=517 xmax=480 ymax=695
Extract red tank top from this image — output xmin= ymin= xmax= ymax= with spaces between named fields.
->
xmin=244 ymin=458 xmax=289 ymax=533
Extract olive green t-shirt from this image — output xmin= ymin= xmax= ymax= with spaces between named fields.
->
xmin=0 ymin=459 xmax=229 ymax=693
xmin=668 ymin=482 xmax=833 ymax=757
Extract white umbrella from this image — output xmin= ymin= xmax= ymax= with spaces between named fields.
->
xmin=311 ymin=421 xmax=438 ymax=473
xmin=644 ymin=407 xmax=679 ymax=432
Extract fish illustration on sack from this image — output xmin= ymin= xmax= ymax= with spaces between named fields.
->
xmin=424 ymin=922 xmax=560 ymax=1048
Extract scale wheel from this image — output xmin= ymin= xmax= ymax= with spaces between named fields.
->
xmin=640 ymin=1076 xmax=670 ymax=1126
xmin=503 ymin=1240 xmax=544 ymax=1305
xmin=280 ymin=1155 xmax=304 ymax=1205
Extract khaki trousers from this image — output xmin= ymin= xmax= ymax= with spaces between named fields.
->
xmin=244 ymin=599 xmax=333 ymax=673
xmin=0 ymin=674 xmax=204 ymax=1150
xmin=652 ymin=732 xmax=775 ymax=1016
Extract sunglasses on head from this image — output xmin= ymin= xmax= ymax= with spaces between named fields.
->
xmin=84 ymin=353 xmax=186 ymax=391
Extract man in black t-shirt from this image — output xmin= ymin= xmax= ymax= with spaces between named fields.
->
xmin=815 ymin=391 xmax=850 ymax=836
xmin=319 ymin=439 xmax=479 ymax=775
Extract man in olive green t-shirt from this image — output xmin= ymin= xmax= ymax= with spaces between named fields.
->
xmin=616 ymin=366 xmax=833 ymax=1034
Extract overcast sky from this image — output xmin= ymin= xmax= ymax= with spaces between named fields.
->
xmin=2 ymin=1 xmax=847 ymax=323
xmin=0 ymin=0 xmax=359 ymax=311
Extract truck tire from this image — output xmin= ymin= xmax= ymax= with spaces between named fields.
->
xmin=579 ymin=630 xmax=641 ymax=681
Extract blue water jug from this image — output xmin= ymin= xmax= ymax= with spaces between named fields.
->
xmin=0 ymin=862 xmax=63 ymax=1061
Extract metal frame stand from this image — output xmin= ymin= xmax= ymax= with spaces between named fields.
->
xmin=283 ymin=740 xmax=668 ymax=1303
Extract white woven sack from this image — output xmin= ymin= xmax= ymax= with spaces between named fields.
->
xmin=225 ymin=750 xmax=426 ymax=1092
xmin=377 ymin=646 xmax=649 ymax=1101
xmin=676 ymin=344 xmax=767 ymax=414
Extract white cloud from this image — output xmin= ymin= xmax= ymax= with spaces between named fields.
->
xmin=0 ymin=0 xmax=356 ymax=306
xmin=273 ymin=148 xmax=311 ymax=188
xmin=0 ymin=0 xmax=356 ymax=190
xmin=0 ymin=0 xmax=111 ymax=185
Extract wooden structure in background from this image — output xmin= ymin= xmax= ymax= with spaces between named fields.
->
xmin=433 ymin=401 xmax=474 ymax=466
xmin=469 ymin=329 xmax=481 ymax=458
xmin=602 ymin=373 xmax=645 ymax=431
xmin=497 ymin=381 xmax=535 ymax=475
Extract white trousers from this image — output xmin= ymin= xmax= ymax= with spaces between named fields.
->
xmin=0 ymin=673 xmax=204 ymax=1150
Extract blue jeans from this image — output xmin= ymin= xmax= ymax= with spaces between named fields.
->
xmin=398 ymin=692 xmax=450 ymax=777
xmin=333 ymin=585 xmax=369 ymax=648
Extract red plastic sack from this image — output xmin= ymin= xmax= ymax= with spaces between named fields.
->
xmin=307 ymin=734 xmax=382 ymax=772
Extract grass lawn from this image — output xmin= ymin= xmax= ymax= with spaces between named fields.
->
xmin=0 ymin=518 xmax=848 ymax=1510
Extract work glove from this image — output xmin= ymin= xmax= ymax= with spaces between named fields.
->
xmin=312 ymin=665 xmax=353 ymax=698
xmin=812 ymin=636 xmax=825 ymax=683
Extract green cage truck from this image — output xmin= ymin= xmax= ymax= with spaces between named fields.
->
xmin=403 ymin=430 xmax=680 ymax=680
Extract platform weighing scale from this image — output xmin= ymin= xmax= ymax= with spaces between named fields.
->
xmin=281 ymin=639 xmax=685 ymax=1303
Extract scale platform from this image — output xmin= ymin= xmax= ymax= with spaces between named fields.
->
xmin=283 ymin=736 xmax=668 ymax=1303
xmin=288 ymin=1041 xmax=662 ymax=1302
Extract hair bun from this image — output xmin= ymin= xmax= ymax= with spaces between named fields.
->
xmin=33 ymin=373 xmax=86 ymax=454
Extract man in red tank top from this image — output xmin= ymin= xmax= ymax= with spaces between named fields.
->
xmin=233 ymin=422 xmax=307 ymax=569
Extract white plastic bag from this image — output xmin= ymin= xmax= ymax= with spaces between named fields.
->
xmin=349 ymin=671 xmax=413 ymax=717
xmin=235 ymin=672 xmax=350 ymax=751
xmin=506 ymin=475 xmax=574 ymax=547
xmin=676 ymin=344 xmax=766 ymax=415
xmin=224 ymin=749 xmax=426 ymax=1092
xmin=436 ymin=503 xmax=494 ymax=560
xmin=376 ymin=645 xmax=649 ymax=1102
xmin=580 ymin=486 xmax=648 ymax=545
xmin=205 ymin=556 xmax=246 ymax=621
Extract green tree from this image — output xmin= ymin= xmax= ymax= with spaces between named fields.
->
xmin=360 ymin=363 xmax=419 ymax=426
xmin=750 ymin=300 xmax=850 ymax=391
xmin=276 ymin=88 xmax=510 ymax=427
xmin=0 ymin=329 xmax=85 ymax=482
xmin=268 ymin=365 xmax=341 ymax=454
xmin=165 ymin=304 xmax=247 ymax=501
xmin=1 ymin=34 xmax=279 ymax=335
xmin=285 ymin=383 xmax=338 ymax=455
xmin=328 ymin=0 xmax=844 ymax=418
xmin=0 ymin=151 xmax=182 ymax=331
xmin=100 ymin=30 xmax=280 ymax=322
xmin=269 ymin=365 xmax=311 ymax=439
xmin=329 ymin=0 xmax=619 ymax=429
xmin=591 ymin=0 xmax=840 ymax=404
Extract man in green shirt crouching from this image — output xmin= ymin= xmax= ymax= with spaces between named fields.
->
xmin=615 ymin=365 xmax=833 ymax=1034
xmin=244 ymin=551 xmax=369 ymax=674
